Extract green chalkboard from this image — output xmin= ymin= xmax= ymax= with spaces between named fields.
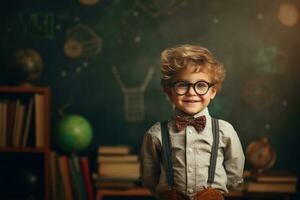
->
xmin=1 ymin=0 xmax=300 ymax=178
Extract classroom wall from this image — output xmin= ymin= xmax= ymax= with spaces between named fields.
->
xmin=0 ymin=0 xmax=299 ymax=175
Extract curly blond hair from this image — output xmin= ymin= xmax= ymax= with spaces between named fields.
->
xmin=160 ymin=44 xmax=226 ymax=91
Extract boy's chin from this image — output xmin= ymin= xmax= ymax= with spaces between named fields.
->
xmin=179 ymin=108 xmax=203 ymax=116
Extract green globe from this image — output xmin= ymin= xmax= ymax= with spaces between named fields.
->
xmin=54 ymin=114 xmax=93 ymax=153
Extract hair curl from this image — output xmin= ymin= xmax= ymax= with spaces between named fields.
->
xmin=160 ymin=44 xmax=226 ymax=91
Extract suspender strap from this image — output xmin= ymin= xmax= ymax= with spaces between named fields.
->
xmin=161 ymin=118 xmax=219 ymax=187
xmin=208 ymin=118 xmax=219 ymax=184
xmin=161 ymin=120 xmax=175 ymax=188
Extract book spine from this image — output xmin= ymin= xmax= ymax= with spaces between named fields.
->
xmin=80 ymin=157 xmax=94 ymax=200
xmin=58 ymin=156 xmax=74 ymax=200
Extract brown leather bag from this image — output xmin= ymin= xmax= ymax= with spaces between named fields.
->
xmin=159 ymin=188 xmax=224 ymax=200
xmin=195 ymin=188 xmax=224 ymax=200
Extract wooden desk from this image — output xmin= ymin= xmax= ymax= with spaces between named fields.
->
xmin=96 ymin=187 xmax=295 ymax=200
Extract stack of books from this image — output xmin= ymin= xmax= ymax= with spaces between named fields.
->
xmin=95 ymin=145 xmax=141 ymax=188
xmin=245 ymin=171 xmax=298 ymax=193
xmin=49 ymin=152 xmax=94 ymax=200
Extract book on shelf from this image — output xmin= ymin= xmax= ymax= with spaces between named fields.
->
xmin=0 ymin=101 xmax=6 ymax=147
xmin=6 ymin=100 xmax=16 ymax=147
xmin=58 ymin=155 xmax=73 ymax=200
xmin=68 ymin=157 xmax=81 ymax=199
xmin=35 ymin=93 xmax=45 ymax=147
xmin=97 ymin=154 xmax=139 ymax=163
xmin=98 ymin=161 xmax=140 ymax=179
xmin=68 ymin=155 xmax=87 ymax=200
xmin=13 ymin=102 xmax=25 ymax=147
xmin=80 ymin=156 xmax=94 ymax=200
xmin=98 ymin=145 xmax=131 ymax=155
xmin=12 ymin=99 xmax=21 ymax=147
xmin=54 ymin=153 xmax=67 ymax=200
xmin=49 ymin=151 xmax=59 ymax=200
xmin=246 ymin=181 xmax=297 ymax=193
xmin=250 ymin=171 xmax=298 ymax=183
xmin=22 ymin=96 xmax=34 ymax=147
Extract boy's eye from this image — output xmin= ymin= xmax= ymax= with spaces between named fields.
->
xmin=176 ymin=82 xmax=188 ymax=88
xmin=196 ymin=82 xmax=208 ymax=89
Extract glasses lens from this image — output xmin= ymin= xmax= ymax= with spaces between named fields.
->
xmin=174 ymin=81 xmax=188 ymax=95
xmin=195 ymin=81 xmax=209 ymax=95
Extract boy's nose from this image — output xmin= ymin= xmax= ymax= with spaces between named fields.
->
xmin=186 ymin=86 xmax=197 ymax=95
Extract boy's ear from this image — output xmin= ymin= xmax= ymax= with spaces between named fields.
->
xmin=164 ymin=88 xmax=173 ymax=101
xmin=210 ymin=87 xmax=217 ymax=100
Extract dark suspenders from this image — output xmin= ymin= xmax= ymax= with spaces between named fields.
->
xmin=161 ymin=120 xmax=175 ymax=187
xmin=209 ymin=118 xmax=220 ymax=184
xmin=161 ymin=118 xmax=219 ymax=188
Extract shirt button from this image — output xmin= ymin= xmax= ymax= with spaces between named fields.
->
xmin=188 ymin=148 xmax=193 ymax=153
xmin=188 ymin=167 xmax=192 ymax=173
xmin=188 ymin=188 xmax=193 ymax=194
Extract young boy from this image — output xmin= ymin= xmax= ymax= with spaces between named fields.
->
xmin=140 ymin=44 xmax=245 ymax=200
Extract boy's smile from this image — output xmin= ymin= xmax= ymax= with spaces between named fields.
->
xmin=166 ymin=65 xmax=217 ymax=115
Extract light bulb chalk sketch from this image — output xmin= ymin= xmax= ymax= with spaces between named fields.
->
xmin=112 ymin=66 xmax=154 ymax=122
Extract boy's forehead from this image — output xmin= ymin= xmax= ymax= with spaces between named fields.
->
xmin=173 ymin=65 xmax=212 ymax=81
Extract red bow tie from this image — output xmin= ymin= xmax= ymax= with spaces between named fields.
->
xmin=175 ymin=115 xmax=206 ymax=132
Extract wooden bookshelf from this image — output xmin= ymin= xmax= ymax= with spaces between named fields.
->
xmin=0 ymin=86 xmax=51 ymax=200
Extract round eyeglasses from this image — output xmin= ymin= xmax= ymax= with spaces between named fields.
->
xmin=170 ymin=80 xmax=214 ymax=96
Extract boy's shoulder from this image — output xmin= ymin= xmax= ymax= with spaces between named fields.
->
xmin=215 ymin=118 xmax=238 ymax=137
xmin=146 ymin=121 xmax=162 ymax=139
xmin=217 ymin=118 xmax=235 ymax=129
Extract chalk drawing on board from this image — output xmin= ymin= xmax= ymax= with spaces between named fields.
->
xmin=16 ymin=12 xmax=55 ymax=39
xmin=60 ymin=61 xmax=89 ymax=78
xmin=242 ymin=80 xmax=276 ymax=112
xmin=255 ymin=47 xmax=288 ymax=74
xmin=136 ymin=0 xmax=189 ymax=18
xmin=112 ymin=66 xmax=154 ymax=122
xmin=64 ymin=24 xmax=102 ymax=59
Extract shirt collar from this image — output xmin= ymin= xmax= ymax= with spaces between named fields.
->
xmin=173 ymin=107 xmax=210 ymax=119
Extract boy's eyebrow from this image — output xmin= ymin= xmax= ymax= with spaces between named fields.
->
xmin=174 ymin=79 xmax=210 ymax=83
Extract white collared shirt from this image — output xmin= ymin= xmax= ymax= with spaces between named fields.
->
xmin=140 ymin=108 xmax=245 ymax=197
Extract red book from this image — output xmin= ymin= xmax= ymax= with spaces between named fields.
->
xmin=80 ymin=157 xmax=94 ymax=200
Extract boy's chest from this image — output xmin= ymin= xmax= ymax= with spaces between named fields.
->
xmin=169 ymin=126 xmax=213 ymax=151
xmin=167 ymin=126 xmax=226 ymax=166
xmin=169 ymin=128 xmax=210 ymax=162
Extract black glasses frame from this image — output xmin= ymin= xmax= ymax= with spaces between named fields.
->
xmin=169 ymin=80 xmax=214 ymax=96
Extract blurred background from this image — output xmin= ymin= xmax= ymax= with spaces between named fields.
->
xmin=0 ymin=0 xmax=299 ymax=197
